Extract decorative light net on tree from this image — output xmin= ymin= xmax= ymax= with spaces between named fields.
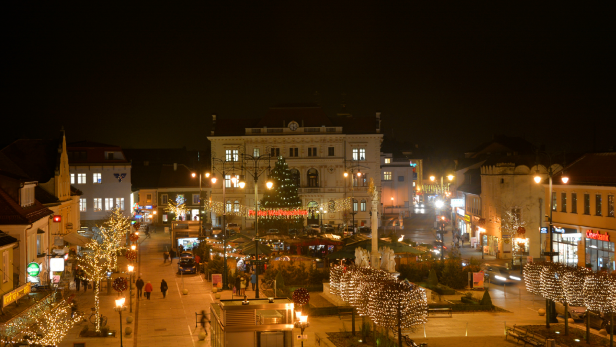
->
xmin=540 ymin=262 xmax=565 ymax=303
xmin=340 ymin=267 xmax=359 ymax=303
xmin=584 ymin=272 xmax=612 ymax=313
xmin=329 ymin=265 xmax=343 ymax=296
xmin=523 ymin=262 xmax=543 ymax=295
xmin=369 ymin=281 xmax=427 ymax=329
xmin=562 ymin=266 xmax=589 ymax=307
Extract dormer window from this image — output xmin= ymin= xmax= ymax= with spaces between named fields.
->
xmin=20 ymin=184 xmax=35 ymax=207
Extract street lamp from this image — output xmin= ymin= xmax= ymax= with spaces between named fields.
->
xmin=127 ymin=265 xmax=134 ymax=312
xmin=115 ymin=298 xmax=127 ymax=347
xmin=390 ymin=196 xmax=394 ymax=213
xmin=294 ymin=311 xmax=310 ymax=347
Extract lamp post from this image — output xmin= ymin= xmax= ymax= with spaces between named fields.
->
xmin=127 ymin=265 xmax=134 ymax=313
xmin=209 ymin=158 xmax=242 ymax=290
xmin=115 ymin=298 xmax=126 ymax=347
xmin=533 ymin=153 xmax=569 ymax=329
xmin=239 ymin=152 xmax=273 ymax=299
xmin=294 ymin=311 xmax=310 ymax=347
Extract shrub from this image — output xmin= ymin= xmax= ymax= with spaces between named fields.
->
xmin=480 ymin=290 xmax=493 ymax=307
xmin=427 ymin=269 xmax=438 ymax=286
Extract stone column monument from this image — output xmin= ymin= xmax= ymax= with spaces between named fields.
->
xmin=369 ymin=179 xmax=380 ymax=269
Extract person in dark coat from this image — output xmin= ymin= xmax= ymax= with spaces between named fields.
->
xmin=163 ymin=251 xmax=169 ymax=263
xmin=235 ymin=275 xmax=241 ymax=294
xmin=251 ymin=272 xmax=257 ymax=291
xmin=82 ymin=273 xmax=88 ymax=292
xmin=136 ymin=276 xmax=145 ymax=298
xmin=169 ymin=249 xmax=177 ymax=264
xmin=74 ymin=269 xmax=81 ymax=291
xmin=161 ymin=279 xmax=169 ymax=298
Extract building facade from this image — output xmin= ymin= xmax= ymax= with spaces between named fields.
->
xmin=380 ymin=152 xmax=423 ymax=222
xmin=546 ymin=152 xmax=616 ymax=271
xmin=208 ymin=106 xmax=383 ymax=230
xmin=67 ymin=142 xmax=132 ymax=227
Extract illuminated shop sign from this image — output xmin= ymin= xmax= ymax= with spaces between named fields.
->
xmin=586 ymin=230 xmax=610 ymax=242
xmin=248 ymin=209 xmax=308 ymax=217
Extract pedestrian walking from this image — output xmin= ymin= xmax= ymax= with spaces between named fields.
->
xmin=200 ymin=310 xmax=208 ymax=335
xmin=82 ymin=276 xmax=88 ymax=292
xmin=144 ymin=281 xmax=153 ymax=300
xmin=136 ymin=276 xmax=145 ymax=298
xmin=163 ymin=251 xmax=169 ymax=263
xmin=169 ymin=249 xmax=176 ymax=264
xmin=234 ymin=275 xmax=241 ymax=295
xmin=251 ymin=272 xmax=257 ymax=291
xmin=179 ymin=244 xmax=184 ymax=253
xmin=161 ymin=279 xmax=168 ymax=298
xmin=240 ymin=276 xmax=247 ymax=296
xmin=74 ymin=269 xmax=81 ymax=291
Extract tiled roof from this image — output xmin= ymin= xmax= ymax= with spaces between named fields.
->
xmin=0 ymin=139 xmax=61 ymax=183
xmin=555 ymin=152 xmax=616 ymax=186
xmin=468 ymin=135 xmax=536 ymax=158
xmin=0 ymin=231 xmax=18 ymax=247
xmin=67 ymin=141 xmax=119 ymax=148
xmin=131 ymin=164 xmax=164 ymax=190
xmin=35 ymin=186 xmax=59 ymax=204
xmin=0 ymin=188 xmax=54 ymax=225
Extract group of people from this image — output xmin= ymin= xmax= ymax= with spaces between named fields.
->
xmin=73 ymin=267 xmax=89 ymax=292
xmin=163 ymin=249 xmax=178 ymax=263
xmin=135 ymin=276 xmax=169 ymax=299
xmin=233 ymin=272 xmax=258 ymax=295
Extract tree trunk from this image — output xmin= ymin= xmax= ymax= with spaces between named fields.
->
xmin=95 ymin=280 xmax=101 ymax=332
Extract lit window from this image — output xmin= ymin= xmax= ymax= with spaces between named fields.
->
xmin=383 ymin=172 xmax=392 ymax=181
xmin=79 ymin=199 xmax=87 ymax=212
xmin=234 ymin=200 xmax=240 ymax=213
xmin=116 ymin=198 xmax=125 ymax=211
xmin=608 ymin=195 xmax=614 ymax=217
xmin=93 ymin=198 xmax=102 ymax=211
xmin=225 ymin=149 xmax=239 ymax=162
xmin=384 ymin=158 xmax=391 ymax=164
xmin=93 ymin=173 xmax=102 ymax=184
xmin=360 ymin=200 xmax=366 ymax=212
xmin=226 ymin=200 xmax=232 ymax=212
xmin=146 ymin=194 xmax=152 ymax=202
xmin=105 ymin=198 xmax=113 ymax=211
xmin=225 ymin=175 xmax=239 ymax=188
xmin=253 ymin=148 xmax=260 ymax=157
xmin=561 ymin=193 xmax=567 ymax=213
xmin=571 ymin=193 xmax=577 ymax=213
xmin=584 ymin=194 xmax=590 ymax=215
xmin=20 ymin=186 xmax=35 ymax=207
xmin=77 ymin=173 xmax=87 ymax=184
xmin=353 ymin=199 xmax=358 ymax=212
xmin=70 ymin=173 xmax=75 ymax=184
xmin=3 ymin=251 xmax=8 ymax=283
xmin=193 ymin=194 xmax=200 ymax=204
xmin=551 ymin=192 xmax=557 ymax=211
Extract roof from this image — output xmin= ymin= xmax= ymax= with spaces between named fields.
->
xmin=555 ymin=152 xmax=616 ymax=186
xmin=211 ymin=106 xmax=379 ymax=137
xmin=67 ymin=141 xmax=119 ymax=148
xmin=123 ymin=148 xmax=204 ymax=167
xmin=467 ymin=135 xmax=536 ymax=159
xmin=457 ymin=168 xmax=481 ymax=195
xmin=0 ymin=187 xmax=54 ymax=225
xmin=0 ymin=139 xmax=61 ymax=183
xmin=70 ymin=186 xmax=83 ymax=196
xmin=35 ymin=186 xmax=59 ymax=204
xmin=0 ymin=231 xmax=18 ymax=247
xmin=131 ymin=164 xmax=164 ymax=190
xmin=157 ymin=164 xmax=200 ymax=189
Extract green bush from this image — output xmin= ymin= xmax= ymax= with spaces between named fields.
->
xmin=480 ymin=290 xmax=493 ymax=307
xmin=427 ymin=269 xmax=438 ymax=286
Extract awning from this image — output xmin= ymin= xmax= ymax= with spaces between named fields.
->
xmin=62 ymin=232 xmax=91 ymax=247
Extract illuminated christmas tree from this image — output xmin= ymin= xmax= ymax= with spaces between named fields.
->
xmin=79 ymin=208 xmax=131 ymax=332
xmin=259 ymin=157 xmax=303 ymax=233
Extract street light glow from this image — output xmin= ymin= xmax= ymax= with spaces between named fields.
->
xmin=191 ymin=172 xmax=196 ymax=178
xmin=115 ymin=297 xmax=125 ymax=307
xmin=128 ymin=265 xmax=134 ymax=272
xmin=430 ymin=176 xmax=435 ymax=181
xmin=447 ymin=174 xmax=454 ymax=181
xmin=435 ymin=200 xmax=444 ymax=208
xmin=561 ymin=175 xmax=569 ymax=184
xmin=205 ymin=172 xmax=210 ymax=178
xmin=534 ymin=175 xmax=542 ymax=184
xmin=343 ymin=172 xmax=348 ymax=177
xmin=266 ymin=181 xmax=273 ymax=189
xmin=238 ymin=181 xmax=246 ymax=188
xmin=130 ymin=245 xmax=136 ymax=251
xmin=211 ymin=175 xmax=218 ymax=184
xmin=356 ymin=171 xmax=361 ymax=177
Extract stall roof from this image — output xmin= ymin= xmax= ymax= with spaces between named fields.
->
xmin=63 ymin=232 xmax=91 ymax=247
xmin=237 ymin=242 xmax=273 ymax=255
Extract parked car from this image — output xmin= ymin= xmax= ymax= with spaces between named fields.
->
xmin=212 ymin=227 xmax=222 ymax=238
xmin=178 ymin=257 xmax=197 ymax=274
xmin=180 ymin=251 xmax=193 ymax=258
xmin=267 ymin=229 xmax=279 ymax=234
xmin=358 ymin=226 xmax=371 ymax=234
xmin=481 ymin=264 xmax=522 ymax=284
xmin=288 ymin=229 xmax=299 ymax=237
xmin=343 ymin=226 xmax=355 ymax=236
xmin=554 ymin=301 xmax=587 ymax=320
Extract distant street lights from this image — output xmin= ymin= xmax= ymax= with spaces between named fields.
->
xmin=127 ymin=265 xmax=134 ymax=313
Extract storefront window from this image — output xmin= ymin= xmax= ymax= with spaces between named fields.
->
xmin=552 ymin=233 xmax=579 ymax=266
xmin=586 ymin=238 xmax=615 ymax=272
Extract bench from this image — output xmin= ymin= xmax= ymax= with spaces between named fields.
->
xmin=505 ymin=325 xmax=546 ymax=346
xmin=428 ymin=307 xmax=452 ymax=318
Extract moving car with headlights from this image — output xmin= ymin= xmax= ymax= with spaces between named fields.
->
xmin=481 ymin=264 xmax=522 ymax=284
xmin=178 ymin=257 xmax=197 ymax=274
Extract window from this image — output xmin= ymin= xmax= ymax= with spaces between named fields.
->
xmin=353 ymin=199 xmax=358 ymax=212
xmin=146 ymin=194 xmax=152 ymax=202
xmin=225 ymin=174 xmax=240 ymax=188
xmin=70 ymin=173 xmax=75 ymax=184
xmin=354 ymin=174 xmax=368 ymax=187
xmin=77 ymin=173 xmax=86 ymax=184
xmin=290 ymin=169 xmax=300 ymax=186
xmin=398 ymin=176 xmax=405 ymax=182
xmin=308 ymin=147 xmax=317 ymax=157
xmin=385 ymin=158 xmax=391 ymax=164
xmin=93 ymin=198 xmax=102 ymax=211
xmin=79 ymin=198 xmax=87 ymax=212
xmin=3 ymin=251 xmax=8 ymax=283
xmin=596 ymin=194 xmax=602 ymax=216
xmin=116 ymin=198 xmax=125 ymax=211
xmin=360 ymin=199 xmax=366 ymax=212
xmin=561 ymin=193 xmax=567 ymax=212
xmin=234 ymin=200 xmax=240 ymax=213
xmin=225 ymin=149 xmax=239 ymax=162
xmin=36 ymin=234 xmax=43 ymax=255
xmin=226 ymin=200 xmax=232 ymax=212
xmin=307 ymin=169 xmax=319 ymax=187
xmin=571 ymin=193 xmax=577 ymax=213
xmin=253 ymin=148 xmax=260 ymax=157
xmin=105 ymin=152 xmax=114 ymax=160
xmin=161 ymin=194 xmax=168 ymax=205
xmin=105 ymin=198 xmax=113 ymax=210
xmin=328 ymin=147 xmax=335 ymax=156
xmin=270 ymin=147 xmax=280 ymax=157
xmin=289 ymin=148 xmax=298 ymax=157
xmin=584 ymin=193 xmax=590 ymax=215
xmin=20 ymin=186 xmax=35 ymax=207
xmin=551 ymin=192 xmax=557 ymax=211
xmin=608 ymin=195 xmax=614 ymax=217
xmin=352 ymin=148 xmax=366 ymax=160
xmin=93 ymin=173 xmax=102 ymax=184
xmin=383 ymin=172 xmax=392 ymax=181
xmin=193 ymin=194 xmax=200 ymax=204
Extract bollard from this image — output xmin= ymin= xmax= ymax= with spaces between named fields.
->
xmin=465 ymin=322 xmax=468 ymax=337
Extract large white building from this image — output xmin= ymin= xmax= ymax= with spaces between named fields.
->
xmin=68 ymin=142 xmax=132 ymax=227
xmin=208 ymin=105 xmax=383 ymax=230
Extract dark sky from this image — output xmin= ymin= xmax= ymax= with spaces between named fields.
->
xmin=2 ymin=3 xmax=614 ymax=153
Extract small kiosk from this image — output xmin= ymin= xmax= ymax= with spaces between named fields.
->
xmin=210 ymin=298 xmax=295 ymax=347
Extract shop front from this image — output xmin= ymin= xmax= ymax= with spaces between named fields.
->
xmin=551 ymin=226 xmax=580 ymax=267
xmin=583 ymin=228 xmax=614 ymax=272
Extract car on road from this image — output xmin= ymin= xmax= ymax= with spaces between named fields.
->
xmin=358 ymin=226 xmax=371 ymax=235
xmin=178 ymin=257 xmax=197 ymax=274
xmin=481 ymin=264 xmax=522 ymax=284
xmin=226 ymin=223 xmax=241 ymax=234
xmin=267 ymin=229 xmax=279 ymax=234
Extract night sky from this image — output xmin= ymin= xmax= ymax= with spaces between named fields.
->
xmin=3 ymin=3 xmax=614 ymax=154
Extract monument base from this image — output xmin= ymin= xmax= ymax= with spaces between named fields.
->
xmin=370 ymin=253 xmax=380 ymax=270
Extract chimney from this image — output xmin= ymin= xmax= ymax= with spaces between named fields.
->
xmin=375 ymin=112 xmax=381 ymax=134
xmin=173 ymin=163 xmax=177 ymax=171
xmin=211 ymin=114 xmax=217 ymax=136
